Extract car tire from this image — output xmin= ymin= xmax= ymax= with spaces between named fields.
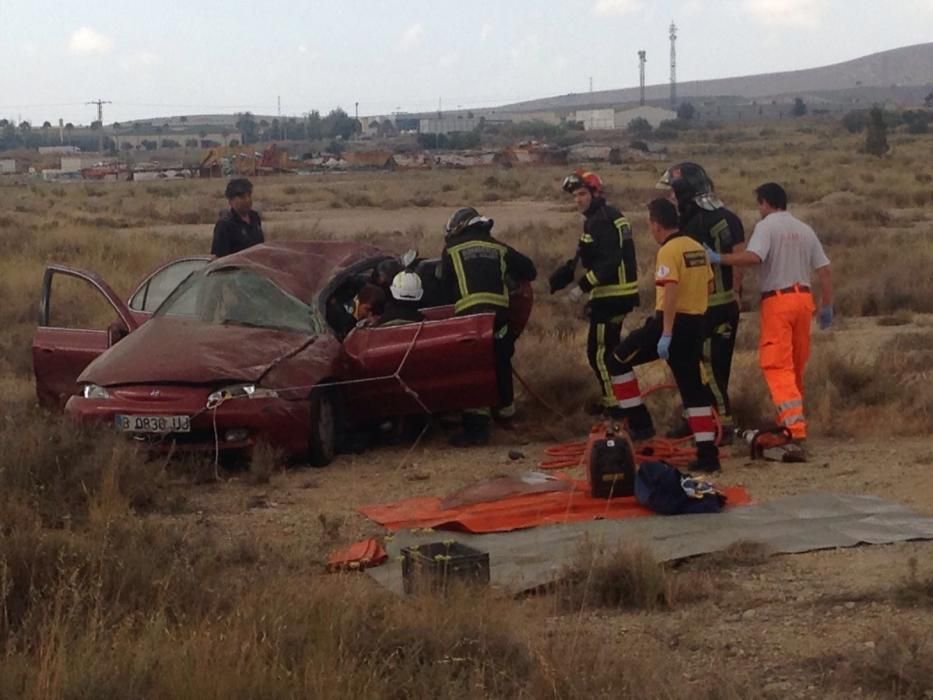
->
xmin=308 ymin=386 xmax=337 ymax=467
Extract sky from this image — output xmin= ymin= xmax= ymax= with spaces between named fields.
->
xmin=1 ymin=0 xmax=931 ymax=125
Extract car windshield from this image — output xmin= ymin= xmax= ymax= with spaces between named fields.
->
xmin=154 ymin=267 xmax=325 ymax=334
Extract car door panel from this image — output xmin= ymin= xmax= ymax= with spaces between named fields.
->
xmin=339 ymin=314 xmax=498 ymax=420
xmin=33 ymin=265 xmax=139 ymax=409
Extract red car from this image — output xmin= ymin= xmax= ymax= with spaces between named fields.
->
xmin=32 ymin=241 xmax=532 ymax=465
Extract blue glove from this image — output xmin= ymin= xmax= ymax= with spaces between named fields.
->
xmin=657 ymin=333 xmax=672 ymax=360
xmin=704 ymin=244 xmax=721 ymax=265
xmin=818 ymin=305 xmax=833 ymax=330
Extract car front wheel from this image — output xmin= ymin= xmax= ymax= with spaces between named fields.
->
xmin=308 ymin=387 xmax=337 ymax=467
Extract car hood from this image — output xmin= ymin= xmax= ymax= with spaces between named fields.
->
xmin=78 ymin=316 xmax=320 ymax=387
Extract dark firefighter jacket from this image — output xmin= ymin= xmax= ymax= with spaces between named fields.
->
xmin=440 ymin=227 xmax=537 ymax=324
xmin=682 ymin=205 xmax=745 ymax=307
xmin=577 ymin=197 xmax=640 ymax=309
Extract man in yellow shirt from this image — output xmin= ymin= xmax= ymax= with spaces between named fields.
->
xmin=607 ymin=198 xmax=721 ymax=472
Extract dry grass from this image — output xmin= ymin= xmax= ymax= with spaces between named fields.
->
xmin=2 ymin=121 xmax=933 ymax=696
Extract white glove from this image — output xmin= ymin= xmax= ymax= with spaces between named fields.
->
xmin=567 ymin=285 xmax=584 ymax=303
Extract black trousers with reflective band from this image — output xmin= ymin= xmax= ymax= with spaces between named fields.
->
xmin=703 ymin=300 xmax=740 ymax=424
xmin=587 ymin=317 xmax=624 ymax=408
xmin=609 ymin=314 xmax=717 ymax=437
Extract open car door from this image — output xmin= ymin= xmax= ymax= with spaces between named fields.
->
xmin=32 ymin=265 xmax=139 ymax=409
xmin=339 ymin=312 xmax=499 ymax=420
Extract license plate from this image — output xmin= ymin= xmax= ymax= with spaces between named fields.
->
xmin=115 ymin=414 xmax=191 ymax=434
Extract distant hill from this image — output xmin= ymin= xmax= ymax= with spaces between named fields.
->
xmin=499 ymin=43 xmax=933 ymax=113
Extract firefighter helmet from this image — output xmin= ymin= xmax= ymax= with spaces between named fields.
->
xmin=389 ymin=271 xmax=424 ymax=302
xmin=444 ymin=207 xmax=493 ymax=238
xmin=656 ymin=162 xmax=723 ymax=212
xmin=562 ymin=170 xmax=603 ymax=195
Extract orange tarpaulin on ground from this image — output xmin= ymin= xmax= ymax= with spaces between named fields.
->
xmin=359 ymin=480 xmax=752 ymax=534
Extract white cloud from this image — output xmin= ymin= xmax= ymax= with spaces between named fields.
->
xmin=68 ymin=26 xmax=112 ymax=55
xmin=399 ymin=23 xmax=423 ymax=50
xmin=438 ymin=52 xmax=458 ymax=69
xmin=743 ymin=0 xmax=826 ymax=27
xmin=593 ymin=0 xmax=642 ymax=16
xmin=298 ymin=43 xmax=309 ymax=54
xmin=480 ymin=23 xmax=493 ymax=42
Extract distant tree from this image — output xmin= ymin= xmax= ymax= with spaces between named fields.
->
xmin=0 ymin=119 xmax=7 ymax=128
xmin=65 ymin=122 xmax=74 ymax=130
xmin=676 ymin=102 xmax=696 ymax=121
xmin=321 ymin=108 xmax=357 ymax=140
xmin=305 ymin=111 xmax=323 ymax=140
xmin=235 ymin=112 xmax=259 ymax=144
xmin=161 ymin=139 xmax=180 ymax=148
xmin=625 ymin=117 xmax=653 ymax=138
xmin=90 ymin=120 xmax=101 ymax=130
xmin=841 ymin=110 xmax=867 ymax=134
xmin=792 ymin=97 xmax=807 ymax=117
xmin=120 ymin=141 xmax=133 ymax=151
xmin=180 ymin=116 xmax=188 ymax=124
xmin=865 ymin=106 xmax=889 ymax=157
xmin=42 ymin=120 xmax=52 ymax=129
xmin=924 ymin=92 xmax=933 ymax=108
xmin=198 ymin=130 xmax=208 ymax=140
xmin=112 ymin=122 xmax=121 ymax=130
xmin=19 ymin=120 xmax=31 ymax=132
xmin=185 ymin=138 xmax=199 ymax=148
xmin=141 ymin=139 xmax=158 ymax=151
xmin=228 ymin=139 xmax=240 ymax=146
xmin=902 ymin=110 xmax=930 ymax=134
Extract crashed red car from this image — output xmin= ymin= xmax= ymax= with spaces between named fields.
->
xmin=32 ymin=241 xmax=532 ymax=465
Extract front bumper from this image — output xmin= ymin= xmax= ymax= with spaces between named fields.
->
xmin=65 ymin=385 xmax=310 ymax=455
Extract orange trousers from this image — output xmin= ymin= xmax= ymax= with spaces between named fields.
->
xmin=759 ymin=291 xmax=814 ymax=439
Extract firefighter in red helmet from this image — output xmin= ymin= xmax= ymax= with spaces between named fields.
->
xmin=550 ymin=170 xmax=644 ymax=433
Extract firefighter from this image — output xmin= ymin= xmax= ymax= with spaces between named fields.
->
xmin=606 ymin=198 xmax=720 ymax=472
xmin=657 ymin=162 xmax=745 ymax=443
xmin=440 ymin=207 xmax=537 ymax=446
xmin=550 ymin=170 xmax=640 ymax=420
xmin=707 ymin=183 xmax=832 ymax=461
xmin=211 ymin=178 xmax=264 ymax=257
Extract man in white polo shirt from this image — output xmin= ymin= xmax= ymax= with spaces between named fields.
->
xmin=706 ymin=182 xmax=832 ymax=460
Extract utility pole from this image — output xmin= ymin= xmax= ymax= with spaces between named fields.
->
xmin=638 ymin=50 xmax=647 ymax=106
xmin=669 ymin=22 xmax=678 ymax=108
xmin=86 ymin=98 xmax=111 ymax=153
xmin=589 ymin=76 xmax=593 ymax=93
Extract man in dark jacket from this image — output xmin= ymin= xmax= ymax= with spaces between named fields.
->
xmin=658 ymin=163 xmax=745 ymax=442
xmin=440 ymin=207 xmax=537 ymax=446
xmin=550 ymin=170 xmax=641 ymax=423
xmin=210 ymin=178 xmax=264 ymax=257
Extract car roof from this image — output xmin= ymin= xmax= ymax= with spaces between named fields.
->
xmin=208 ymin=240 xmax=385 ymax=303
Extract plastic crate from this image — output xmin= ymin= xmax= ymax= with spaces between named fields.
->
xmin=401 ymin=541 xmax=490 ymax=595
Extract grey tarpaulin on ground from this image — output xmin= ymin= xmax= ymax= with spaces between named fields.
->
xmin=367 ymin=492 xmax=933 ymax=595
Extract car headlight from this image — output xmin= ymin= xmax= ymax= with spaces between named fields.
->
xmin=82 ymin=384 xmax=111 ymax=399
xmin=207 ymin=383 xmax=278 ymax=406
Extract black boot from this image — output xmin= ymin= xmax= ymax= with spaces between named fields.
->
xmin=448 ymin=412 xmax=491 ymax=448
xmin=688 ymin=442 xmax=721 ymax=473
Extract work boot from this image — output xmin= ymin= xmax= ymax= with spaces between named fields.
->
xmin=780 ymin=439 xmax=809 ymax=463
xmin=688 ymin=443 xmax=721 ymax=473
xmin=448 ymin=413 xmax=491 ymax=448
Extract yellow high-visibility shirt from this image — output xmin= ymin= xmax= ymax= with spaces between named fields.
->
xmin=654 ymin=233 xmax=713 ymax=314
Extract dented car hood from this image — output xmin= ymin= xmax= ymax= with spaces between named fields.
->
xmin=78 ymin=317 xmax=321 ymax=387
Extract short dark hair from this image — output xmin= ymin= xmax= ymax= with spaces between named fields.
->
xmin=357 ymin=283 xmax=386 ymax=315
xmin=755 ymin=182 xmax=787 ymax=210
xmin=225 ymin=178 xmax=253 ymax=200
xmin=647 ymin=198 xmax=679 ymax=229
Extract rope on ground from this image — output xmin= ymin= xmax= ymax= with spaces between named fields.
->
xmin=537 ymin=383 xmax=723 ymax=470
